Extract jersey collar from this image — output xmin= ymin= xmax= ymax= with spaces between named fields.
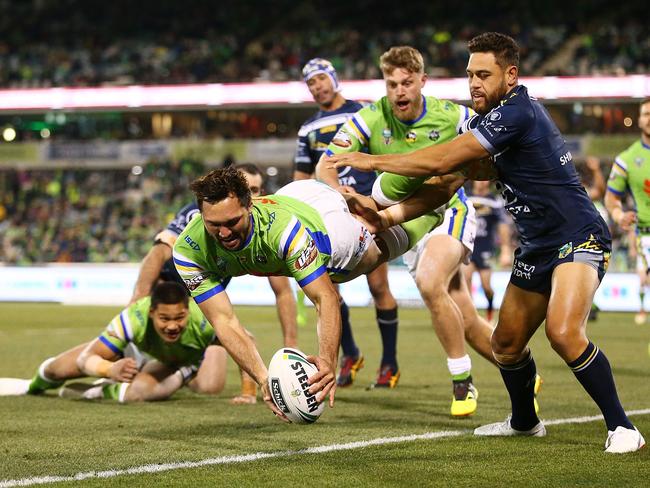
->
xmin=641 ymin=139 xmax=650 ymax=150
xmin=241 ymin=213 xmax=255 ymax=249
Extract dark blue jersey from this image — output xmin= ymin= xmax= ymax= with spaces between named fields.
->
xmin=294 ymin=99 xmax=376 ymax=196
xmin=166 ymin=202 xmax=200 ymax=236
xmin=469 ymin=85 xmax=610 ymax=251
xmin=468 ymin=193 xmax=507 ymax=253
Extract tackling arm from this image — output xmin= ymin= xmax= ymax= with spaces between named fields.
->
xmin=605 ymin=190 xmax=636 ymax=231
xmin=130 ymin=238 xmax=174 ymax=304
xmin=326 ymin=131 xmax=490 ymax=177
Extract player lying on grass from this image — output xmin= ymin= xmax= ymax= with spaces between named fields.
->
xmin=0 ymin=282 xmax=234 ymax=403
xmin=172 ymin=167 xmax=442 ymax=420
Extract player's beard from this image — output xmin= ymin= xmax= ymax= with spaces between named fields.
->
xmin=391 ymin=96 xmax=422 ymax=122
xmin=473 ymin=79 xmax=509 ymax=115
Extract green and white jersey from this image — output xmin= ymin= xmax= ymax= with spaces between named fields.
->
xmin=326 ymin=95 xmax=473 ymax=206
xmin=98 ymin=297 xmax=215 ymax=368
xmin=173 ymin=194 xmax=332 ymax=303
xmin=607 ymin=140 xmax=650 ymax=228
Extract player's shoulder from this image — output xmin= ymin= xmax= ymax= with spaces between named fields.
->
xmin=125 ymin=297 xmax=150 ymax=337
xmin=616 ymin=140 xmax=643 ymax=162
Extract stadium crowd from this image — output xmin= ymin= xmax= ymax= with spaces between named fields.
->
xmin=0 ymin=160 xmax=203 ymax=264
xmin=0 ymin=1 xmax=647 ymax=88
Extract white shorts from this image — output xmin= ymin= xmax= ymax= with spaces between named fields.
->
xmin=403 ymin=202 xmax=477 ymax=279
xmin=637 ymin=234 xmax=650 ymax=273
xmin=276 ymin=180 xmax=373 ymax=281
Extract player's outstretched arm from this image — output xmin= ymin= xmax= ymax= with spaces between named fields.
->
xmin=370 ymin=174 xmax=466 ymax=231
xmin=130 ymin=241 xmax=173 ymax=304
xmin=197 ymin=291 xmax=289 ymax=421
xmin=77 ymin=340 xmax=138 ymax=382
xmin=300 ymin=274 xmax=340 ymax=408
xmin=326 ymin=131 xmax=490 ymax=177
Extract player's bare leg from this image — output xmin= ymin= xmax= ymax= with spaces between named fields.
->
xmin=448 ymin=270 xmax=495 ymax=364
xmin=268 ymin=275 xmax=298 ymax=347
xmin=414 ymin=235 xmax=479 ymax=416
xmin=474 ymin=282 xmax=547 ymax=436
xmin=187 ymin=345 xmax=227 ymax=395
xmin=547 ymin=262 xmax=643 ymax=451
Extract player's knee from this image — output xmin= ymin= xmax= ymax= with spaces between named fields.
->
xmin=545 ymin=324 xmax=578 ymax=353
xmin=490 ymin=333 xmax=525 ymax=361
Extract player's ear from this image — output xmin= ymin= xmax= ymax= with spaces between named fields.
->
xmin=420 ymin=72 xmax=427 ymax=86
xmin=506 ymin=65 xmax=518 ymax=87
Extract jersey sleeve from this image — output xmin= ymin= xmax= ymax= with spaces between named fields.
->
xmin=98 ymin=304 xmax=140 ymax=356
xmin=372 ymin=172 xmax=429 ymax=206
xmin=294 ymin=130 xmax=316 ymax=174
xmin=325 ymin=109 xmax=371 ymax=156
xmin=606 ymin=156 xmax=629 ymax=197
xmin=173 ymin=223 xmax=230 ymax=304
xmin=166 ymin=203 xmax=201 ymax=236
xmin=275 ymin=214 xmax=329 ymax=288
xmin=470 ymin=100 xmax=534 ymax=155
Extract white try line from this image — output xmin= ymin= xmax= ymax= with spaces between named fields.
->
xmin=2 ymin=409 xmax=649 ymax=487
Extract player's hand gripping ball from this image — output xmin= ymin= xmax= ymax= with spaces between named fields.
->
xmin=268 ymin=348 xmax=325 ymax=424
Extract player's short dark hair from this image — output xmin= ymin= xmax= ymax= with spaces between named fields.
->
xmin=151 ymin=282 xmax=189 ymax=309
xmin=190 ymin=167 xmax=252 ymax=210
xmin=468 ymin=32 xmax=520 ymax=69
xmin=234 ymin=163 xmax=264 ymax=182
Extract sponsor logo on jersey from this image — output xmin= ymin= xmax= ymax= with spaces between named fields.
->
xmin=184 ymin=235 xmax=201 ymax=251
xmin=308 ymin=131 xmax=316 ymax=148
xmin=512 ymin=260 xmax=536 ymax=280
xmin=489 ymin=111 xmax=502 ymax=121
xmin=295 ymin=239 xmax=318 ymax=270
xmin=558 ymin=242 xmax=573 ymax=259
xmin=255 ymin=254 xmax=268 ymax=264
xmin=183 ymin=272 xmax=210 ymax=291
xmin=635 ymin=157 xmax=644 ymax=167
xmin=216 ymin=256 xmax=227 ymax=272
xmin=332 ymin=130 xmax=352 ymax=148
xmin=559 ymin=151 xmax=572 ymax=165
xmin=382 ymin=128 xmax=392 ymax=145
xmin=428 ymin=130 xmax=440 ymax=141
xmin=353 ymin=228 xmax=371 ymax=258
xmin=406 ymin=130 xmax=417 ymax=143
xmin=644 ymin=179 xmax=650 ymax=197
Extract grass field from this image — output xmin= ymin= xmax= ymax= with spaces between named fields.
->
xmin=0 ymin=303 xmax=649 ymax=487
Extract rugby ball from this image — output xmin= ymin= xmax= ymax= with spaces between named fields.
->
xmin=267 ymin=348 xmax=325 ymax=424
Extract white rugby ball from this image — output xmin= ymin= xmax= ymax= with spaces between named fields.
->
xmin=267 ymin=348 xmax=325 ymax=424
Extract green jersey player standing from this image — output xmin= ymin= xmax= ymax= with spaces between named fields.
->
xmin=317 ymin=46 xmax=499 ymax=418
xmin=172 ymin=167 xmax=438 ymax=420
xmin=605 ymin=98 xmax=650 ymax=325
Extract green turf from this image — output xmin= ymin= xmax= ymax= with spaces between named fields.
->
xmin=0 ymin=304 xmax=648 ymax=487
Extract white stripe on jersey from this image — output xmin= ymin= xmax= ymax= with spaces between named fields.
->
xmin=297 ymin=114 xmax=354 ymax=137
xmin=172 ymin=250 xmax=205 ymax=277
xmin=277 ymin=216 xmax=308 ymax=259
xmin=120 ymin=311 xmax=134 ymax=342
xmin=614 ymin=156 xmax=628 ymax=173
xmin=456 ymin=105 xmax=472 ymax=135
xmin=351 ymin=113 xmax=372 ymax=142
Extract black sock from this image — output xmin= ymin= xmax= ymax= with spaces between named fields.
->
xmin=498 ymin=350 xmax=539 ymax=431
xmin=568 ymin=342 xmax=633 ymax=431
xmin=486 ymin=293 xmax=494 ymax=315
xmin=339 ymin=299 xmax=358 ymax=358
xmin=377 ymin=307 xmax=398 ymax=367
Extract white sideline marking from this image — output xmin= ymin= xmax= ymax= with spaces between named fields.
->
xmin=2 ymin=409 xmax=649 ymax=487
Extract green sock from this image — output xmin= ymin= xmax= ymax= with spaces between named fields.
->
xmin=400 ymin=211 xmax=443 ymax=248
xmin=451 ymin=371 xmax=471 ymax=382
xmin=296 ymin=289 xmax=307 ymax=327
xmin=27 ymin=373 xmax=63 ymax=394
xmin=102 ymin=383 xmax=122 ymax=400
